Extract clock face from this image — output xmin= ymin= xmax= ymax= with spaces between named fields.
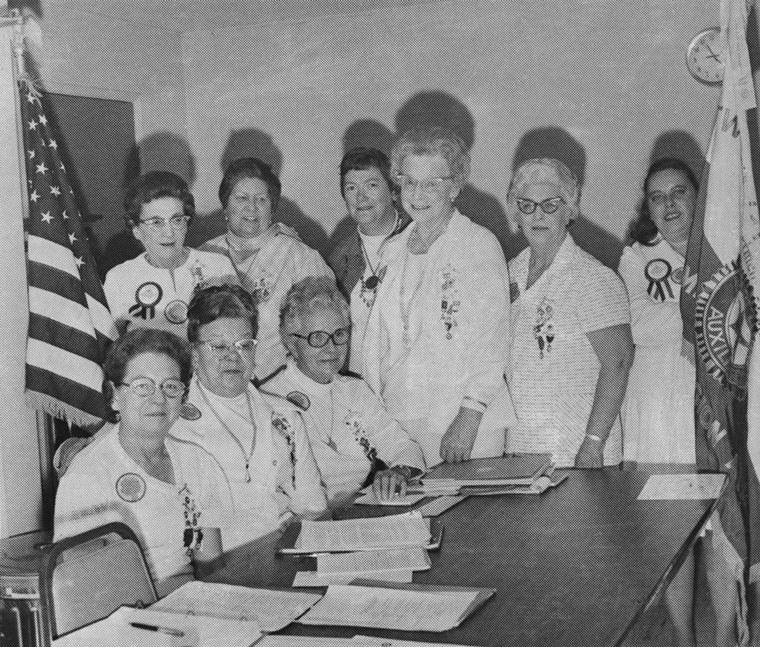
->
xmin=687 ymin=28 xmax=724 ymax=85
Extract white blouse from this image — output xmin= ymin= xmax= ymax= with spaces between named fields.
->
xmin=508 ymin=234 xmax=630 ymax=467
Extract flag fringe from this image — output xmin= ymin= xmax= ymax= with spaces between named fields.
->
xmin=25 ymin=390 xmax=102 ymax=431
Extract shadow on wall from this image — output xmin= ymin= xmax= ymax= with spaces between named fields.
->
xmin=511 ymin=126 xmax=624 ymax=269
xmin=648 ymin=130 xmax=705 ymax=180
xmin=393 ymin=91 xmax=515 ymax=260
xmin=187 ymin=128 xmax=330 ymax=254
xmin=103 ymin=132 xmax=199 ymax=274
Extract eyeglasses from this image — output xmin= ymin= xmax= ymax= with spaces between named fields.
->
xmin=119 ymin=377 xmax=186 ymax=399
xmin=395 ymin=174 xmax=454 ymax=195
xmin=196 ymin=338 xmax=258 ymax=355
xmin=139 ymin=215 xmax=190 ymax=230
xmin=514 ymin=197 xmax=566 ymax=215
xmin=290 ymin=328 xmax=350 ymax=348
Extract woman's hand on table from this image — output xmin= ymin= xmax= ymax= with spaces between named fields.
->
xmin=372 ymin=466 xmax=411 ymax=500
xmin=440 ymin=407 xmax=483 ymax=463
xmin=574 ymin=436 xmax=604 ymax=468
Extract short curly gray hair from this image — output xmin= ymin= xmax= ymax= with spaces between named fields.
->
xmin=279 ymin=276 xmax=350 ymax=339
xmin=390 ymin=126 xmax=471 ymax=189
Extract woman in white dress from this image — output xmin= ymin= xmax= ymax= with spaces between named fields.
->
xmin=619 ymin=158 xmax=721 ymax=647
xmin=506 ymin=158 xmax=634 ymax=468
xmin=362 ymin=126 xmax=514 ymax=467
xmin=200 ymin=158 xmax=333 ymax=381
xmin=261 ymin=276 xmax=425 ymax=507
xmin=55 ymin=329 xmax=230 ymax=596
xmin=104 ymin=172 xmax=237 ymax=337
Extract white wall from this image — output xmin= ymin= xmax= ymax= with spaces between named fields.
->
xmin=179 ymin=0 xmax=720 ymax=266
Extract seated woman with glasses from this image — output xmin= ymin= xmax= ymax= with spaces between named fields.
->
xmin=55 ymin=328 xmax=233 ymax=596
xmin=104 ymin=171 xmax=237 ymax=337
xmin=170 ymin=283 xmax=327 ymax=548
xmin=260 ymin=276 xmax=425 ymax=507
xmin=200 ymin=158 xmax=333 ymax=381
xmin=505 ymin=158 xmax=634 ymax=468
xmin=361 ymin=126 xmax=515 ymax=468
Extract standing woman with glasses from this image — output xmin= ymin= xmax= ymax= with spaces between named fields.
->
xmin=505 ymin=158 xmax=634 ymax=468
xmin=361 ymin=126 xmax=514 ymax=467
xmin=55 ymin=329 xmax=232 ymax=596
xmin=104 ymin=171 xmax=237 ymax=337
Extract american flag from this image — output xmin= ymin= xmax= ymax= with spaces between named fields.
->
xmin=20 ymin=78 xmax=116 ymax=428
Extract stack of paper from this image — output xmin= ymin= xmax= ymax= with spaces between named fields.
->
xmin=423 ymin=453 xmax=553 ymax=487
xmin=298 ymin=583 xmax=493 ymax=632
xmin=293 ymin=569 xmax=414 ymax=587
xmin=317 ymin=546 xmax=431 ymax=576
xmin=150 ymin=581 xmax=321 ymax=632
xmin=260 ymin=637 xmax=480 ymax=647
xmin=290 ymin=512 xmax=432 ymax=554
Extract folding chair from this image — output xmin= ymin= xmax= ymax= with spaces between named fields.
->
xmin=39 ymin=522 xmax=157 ymax=645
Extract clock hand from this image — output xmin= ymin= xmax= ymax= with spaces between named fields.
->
xmin=704 ymin=43 xmax=721 ymax=62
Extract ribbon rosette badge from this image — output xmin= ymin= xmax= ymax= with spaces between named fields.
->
xmin=128 ymin=282 xmax=162 ymax=320
xmin=644 ymin=258 xmax=674 ymax=301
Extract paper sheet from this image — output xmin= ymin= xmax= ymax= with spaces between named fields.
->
xmin=637 ymin=473 xmax=726 ymax=500
xmin=151 ymin=581 xmax=321 ymax=632
xmin=261 ymin=638 xmax=375 ymax=647
xmin=298 ymin=584 xmax=479 ymax=631
xmin=354 ymin=491 xmax=426 ymax=506
xmin=293 ymin=570 xmax=414 ymax=587
xmin=299 ymin=512 xmax=431 ymax=552
xmin=354 ymin=637 xmax=481 ymax=647
xmin=52 ymin=606 xmax=262 ymax=647
xmin=317 ymin=547 xmax=430 ymax=575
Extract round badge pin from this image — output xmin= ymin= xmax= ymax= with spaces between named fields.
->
xmin=180 ymin=403 xmax=202 ymax=420
xmin=116 ymin=473 xmax=146 ymax=503
xmin=164 ymin=299 xmax=189 ymax=324
xmin=671 ymin=267 xmax=685 ymax=284
xmin=286 ymin=391 xmax=311 ymax=411
xmin=135 ymin=282 xmax=162 ymax=307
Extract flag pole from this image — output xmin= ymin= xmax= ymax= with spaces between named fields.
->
xmin=8 ymin=10 xmax=57 ymax=528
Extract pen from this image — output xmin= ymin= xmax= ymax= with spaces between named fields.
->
xmin=129 ymin=621 xmax=185 ymax=637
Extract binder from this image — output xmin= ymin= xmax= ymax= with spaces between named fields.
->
xmin=422 ymin=453 xmax=552 ymax=487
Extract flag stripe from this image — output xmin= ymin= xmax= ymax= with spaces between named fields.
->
xmin=27 ymin=312 xmax=104 ymax=365
xmin=27 ymin=235 xmax=82 ymax=281
xmin=28 ymin=287 xmax=100 ymax=338
xmin=25 ymin=366 xmax=105 ymax=421
xmin=26 ymin=338 xmax=104 ymax=392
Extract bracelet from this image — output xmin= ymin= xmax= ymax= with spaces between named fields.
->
xmin=585 ymin=434 xmax=605 ymax=443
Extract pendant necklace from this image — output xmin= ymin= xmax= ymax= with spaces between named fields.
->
xmin=399 ymin=242 xmax=427 ymax=348
xmin=198 ymin=383 xmax=257 ymax=483
xmin=360 ymin=238 xmax=380 ymax=291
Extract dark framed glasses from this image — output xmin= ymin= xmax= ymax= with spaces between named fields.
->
xmin=119 ymin=377 xmax=186 ymax=399
xmin=291 ymin=327 xmax=350 ymax=348
xmin=515 ymin=196 xmax=566 ymax=215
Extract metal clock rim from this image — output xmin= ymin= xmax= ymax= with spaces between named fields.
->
xmin=686 ymin=26 xmax=723 ymax=86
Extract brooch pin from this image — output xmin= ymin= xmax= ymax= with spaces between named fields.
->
xmin=534 ymin=297 xmax=555 ymax=359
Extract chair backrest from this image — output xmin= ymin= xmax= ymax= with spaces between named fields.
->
xmin=40 ymin=522 xmax=158 ymax=641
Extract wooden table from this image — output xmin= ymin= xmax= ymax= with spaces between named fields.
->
xmin=207 ymin=469 xmax=719 ymax=647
